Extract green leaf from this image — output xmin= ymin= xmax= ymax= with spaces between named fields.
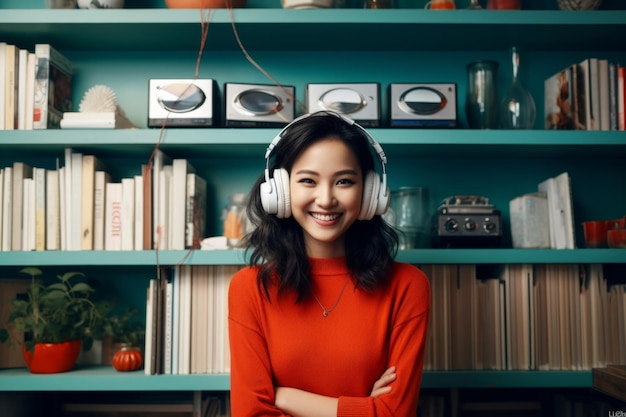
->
xmin=19 ymin=267 xmax=42 ymax=277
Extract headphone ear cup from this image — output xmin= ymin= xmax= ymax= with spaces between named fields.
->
xmin=273 ymin=168 xmax=291 ymax=219
xmin=260 ymin=177 xmax=278 ymax=215
xmin=359 ymin=170 xmax=380 ymax=221
xmin=376 ymin=184 xmax=390 ymax=216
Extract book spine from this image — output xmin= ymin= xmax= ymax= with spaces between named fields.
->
xmin=34 ymin=167 xmax=46 ymax=251
xmin=1 ymin=168 xmax=12 ymax=251
xmin=33 ymin=44 xmax=73 ymax=129
xmin=618 ymin=66 xmax=625 ymax=131
xmin=46 ymin=170 xmax=60 ymax=251
xmin=121 ymin=178 xmax=135 ymax=251
xmin=4 ymin=44 xmax=17 ymax=131
xmin=104 ymin=182 xmax=122 ymax=251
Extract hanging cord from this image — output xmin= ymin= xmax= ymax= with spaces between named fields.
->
xmin=226 ymin=6 xmax=306 ymax=116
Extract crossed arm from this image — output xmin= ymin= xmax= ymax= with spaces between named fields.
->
xmin=274 ymin=366 xmax=397 ymax=417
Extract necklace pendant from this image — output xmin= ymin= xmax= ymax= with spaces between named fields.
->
xmin=322 ymin=310 xmax=329 ymax=318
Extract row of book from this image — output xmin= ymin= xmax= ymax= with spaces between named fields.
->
xmin=144 ymin=265 xmax=241 ymax=376
xmin=545 ymin=57 xmax=626 ymax=130
xmin=0 ymin=42 xmax=72 ymax=130
xmin=143 ymin=262 xmax=624 ymax=376
xmin=0 ymin=149 xmax=207 ymax=252
xmin=422 ymin=264 xmax=624 ymax=371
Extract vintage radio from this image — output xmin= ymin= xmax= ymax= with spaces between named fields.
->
xmin=148 ymin=79 xmax=219 ymax=128
xmin=224 ymin=83 xmax=295 ymax=127
xmin=306 ymin=83 xmax=381 ymax=127
xmin=389 ymin=83 xmax=457 ymax=128
xmin=433 ymin=195 xmax=501 ymax=248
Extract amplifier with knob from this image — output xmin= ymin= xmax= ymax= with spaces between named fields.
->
xmin=432 ymin=195 xmax=502 ymax=248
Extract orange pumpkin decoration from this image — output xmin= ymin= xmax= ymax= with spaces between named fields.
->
xmin=112 ymin=346 xmax=143 ymax=372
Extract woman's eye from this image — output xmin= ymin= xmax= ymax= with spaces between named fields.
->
xmin=298 ymin=178 xmax=315 ymax=184
xmin=337 ymin=178 xmax=356 ymax=186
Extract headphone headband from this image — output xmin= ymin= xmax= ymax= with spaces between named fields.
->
xmin=263 ymin=111 xmax=388 ymax=193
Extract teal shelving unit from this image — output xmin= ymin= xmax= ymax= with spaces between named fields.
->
xmin=0 ymin=7 xmax=624 ymax=394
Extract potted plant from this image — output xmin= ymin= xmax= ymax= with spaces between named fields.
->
xmin=0 ymin=267 xmax=111 ymax=374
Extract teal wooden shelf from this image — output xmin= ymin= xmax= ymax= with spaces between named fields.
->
xmin=0 ymin=9 xmax=625 ymax=52
xmin=0 ymin=129 xmax=625 ymax=159
xmin=0 ymin=248 xmax=623 ymax=267
xmin=0 ymin=367 xmax=591 ymax=391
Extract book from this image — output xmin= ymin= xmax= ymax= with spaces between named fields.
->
xmin=597 ymin=59 xmax=610 ymax=131
xmin=11 ymin=162 xmax=33 ymax=251
xmin=537 ymin=172 xmax=575 ymax=250
xmin=70 ymin=152 xmax=83 ymax=250
xmin=151 ymin=149 xmax=172 ymax=250
xmin=0 ymin=43 xmax=7 ymax=130
xmin=1 ymin=167 xmax=12 ymax=251
xmin=578 ymin=58 xmax=599 ymax=130
xmin=60 ymin=110 xmax=136 ymax=129
xmin=23 ymin=52 xmax=36 ymax=131
xmin=185 ymin=173 xmax=207 ymax=249
xmin=144 ymin=278 xmax=157 ymax=375
xmin=618 ymin=66 xmax=625 ymax=131
xmin=0 ymin=170 xmax=3 ymax=251
xmin=4 ymin=44 xmax=17 ymax=131
xmin=22 ymin=178 xmax=35 ymax=251
xmin=81 ymin=155 xmax=106 ymax=250
xmin=171 ymin=159 xmax=195 ymax=250
xmin=16 ymin=48 xmax=28 ymax=130
xmin=509 ymin=192 xmax=550 ymax=249
xmin=46 ymin=169 xmax=60 ymax=251
xmin=134 ymin=174 xmax=144 ymax=251
xmin=104 ymin=182 xmax=122 ymax=251
xmin=93 ymin=170 xmax=111 ymax=251
xmin=121 ymin=177 xmax=135 ymax=251
xmin=33 ymin=167 xmax=46 ymax=251
xmin=544 ymin=65 xmax=575 ymax=130
xmin=608 ymin=62 xmax=618 ymax=131
xmin=33 ymin=44 xmax=73 ymax=130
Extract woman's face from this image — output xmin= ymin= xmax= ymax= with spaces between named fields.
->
xmin=289 ymin=137 xmax=363 ymax=258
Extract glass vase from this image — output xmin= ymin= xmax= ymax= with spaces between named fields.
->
xmin=499 ymin=47 xmax=536 ymax=129
xmin=465 ymin=61 xmax=499 ymax=129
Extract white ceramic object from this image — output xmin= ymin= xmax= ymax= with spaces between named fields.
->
xmin=282 ymin=0 xmax=334 ymax=8
xmin=77 ymin=0 xmax=125 ymax=8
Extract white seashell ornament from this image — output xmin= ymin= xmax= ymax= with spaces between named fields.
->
xmin=79 ymin=85 xmax=118 ymax=113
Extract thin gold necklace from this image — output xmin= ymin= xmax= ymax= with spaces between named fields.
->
xmin=312 ymin=278 xmax=350 ymax=318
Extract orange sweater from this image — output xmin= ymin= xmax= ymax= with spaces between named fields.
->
xmin=228 ymin=257 xmax=430 ymax=417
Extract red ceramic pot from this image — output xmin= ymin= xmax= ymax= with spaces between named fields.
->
xmin=22 ymin=340 xmax=82 ymax=374
xmin=165 ymin=0 xmax=247 ymax=8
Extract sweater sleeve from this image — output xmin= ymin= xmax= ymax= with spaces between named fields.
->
xmin=228 ymin=268 xmax=287 ymax=417
xmin=337 ymin=265 xmax=431 ymax=417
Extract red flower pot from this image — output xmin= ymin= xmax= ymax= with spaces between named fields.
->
xmin=22 ymin=340 xmax=82 ymax=374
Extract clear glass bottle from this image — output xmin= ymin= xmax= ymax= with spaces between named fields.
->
xmin=222 ymin=193 xmax=248 ymax=248
xmin=465 ymin=61 xmax=499 ymax=129
xmin=498 ymin=47 xmax=536 ymax=129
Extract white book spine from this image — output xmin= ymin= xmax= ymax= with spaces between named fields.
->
xmin=46 ymin=170 xmax=60 ymax=251
xmin=34 ymin=167 xmax=46 ymax=251
xmin=0 ymin=167 xmax=10 ymax=251
xmin=17 ymin=49 xmax=28 ymax=130
xmin=93 ymin=171 xmax=109 ymax=251
xmin=70 ymin=152 xmax=82 ymax=251
xmin=134 ymin=175 xmax=144 ymax=251
xmin=163 ymin=281 xmax=173 ymax=375
xmin=121 ymin=178 xmax=135 ymax=251
xmin=104 ymin=182 xmax=122 ymax=251
xmin=21 ymin=178 xmax=34 ymax=251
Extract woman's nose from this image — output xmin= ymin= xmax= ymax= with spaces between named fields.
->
xmin=315 ymin=184 xmax=336 ymax=207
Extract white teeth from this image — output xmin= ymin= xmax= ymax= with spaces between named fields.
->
xmin=311 ymin=213 xmax=340 ymax=221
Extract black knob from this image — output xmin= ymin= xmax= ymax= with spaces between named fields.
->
xmin=464 ymin=219 xmax=476 ymax=231
xmin=445 ymin=219 xmax=458 ymax=233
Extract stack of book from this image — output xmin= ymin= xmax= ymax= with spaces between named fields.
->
xmin=0 ymin=42 xmax=72 ymax=130
xmin=544 ymin=58 xmax=626 ymax=131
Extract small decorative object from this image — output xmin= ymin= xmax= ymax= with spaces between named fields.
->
xmin=487 ymin=0 xmax=520 ymax=8
xmin=77 ymin=0 xmax=124 ymax=7
xmin=498 ymin=47 xmax=536 ymax=129
xmin=467 ymin=0 xmax=482 ymax=9
xmin=223 ymin=193 xmax=248 ymax=248
xmin=0 ymin=268 xmax=111 ymax=374
xmin=165 ymin=0 xmax=247 ymax=8
xmin=424 ymin=0 xmax=455 ymax=9
xmin=364 ymin=0 xmax=395 ymax=8
xmin=79 ymin=85 xmax=118 ymax=112
xmin=46 ymin=0 xmax=77 ymax=8
xmin=112 ymin=345 xmax=143 ymax=372
xmin=557 ymin=0 xmax=601 ymax=10
xmin=282 ymin=0 xmax=333 ymax=7
xmin=465 ymin=60 xmax=499 ymax=129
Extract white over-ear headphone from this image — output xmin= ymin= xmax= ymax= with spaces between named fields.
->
xmin=259 ymin=111 xmax=389 ymax=220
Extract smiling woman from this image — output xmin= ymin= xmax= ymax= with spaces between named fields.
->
xmin=228 ymin=111 xmax=431 ymax=417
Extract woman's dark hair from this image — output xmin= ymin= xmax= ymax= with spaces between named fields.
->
xmin=244 ymin=111 xmax=398 ymax=301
